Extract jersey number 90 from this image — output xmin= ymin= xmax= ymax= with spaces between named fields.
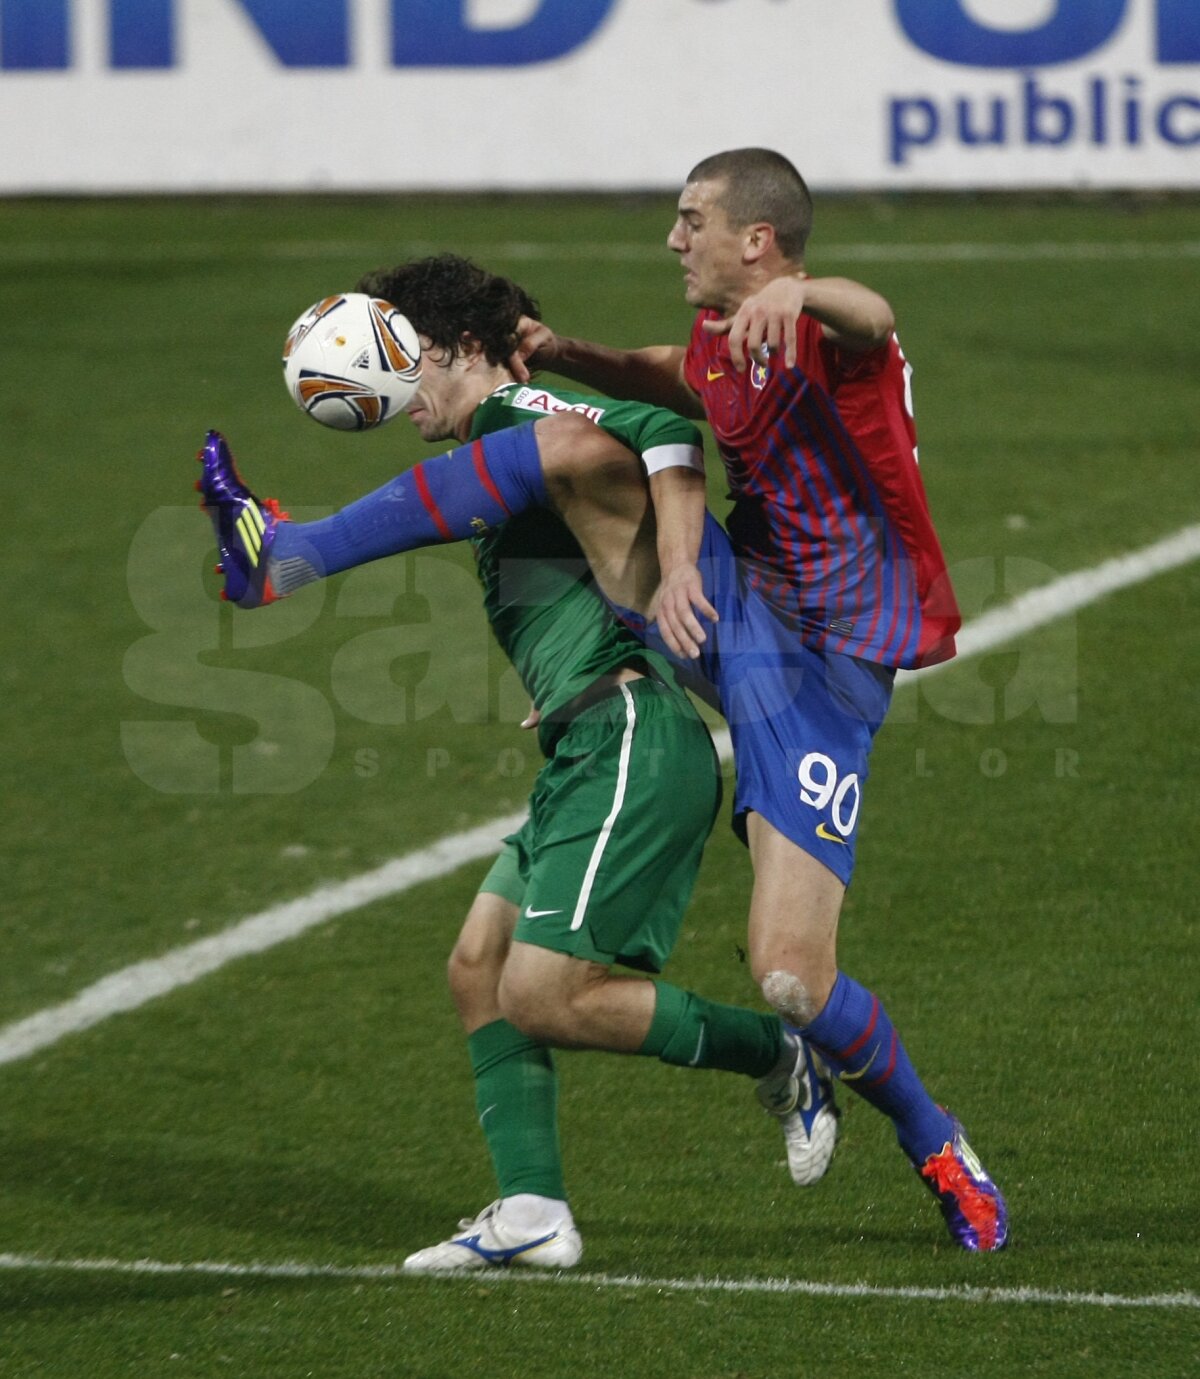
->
xmin=798 ymin=752 xmax=861 ymax=838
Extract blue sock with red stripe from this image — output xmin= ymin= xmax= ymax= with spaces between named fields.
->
xmin=802 ymin=972 xmax=955 ymax=1165
xmin=269 ymin=423 xmax=545 ymax=589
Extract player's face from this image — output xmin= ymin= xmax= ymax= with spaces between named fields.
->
xmin=404 ymin=343 xmax=476 ymax=443
xmin=667 ymin=178 xmax=750 ymax=311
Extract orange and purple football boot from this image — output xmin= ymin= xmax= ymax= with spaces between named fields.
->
xmin=196 ymin=430 xmax=287 ymax=608
xmin=917 ymin=1118 xmax=1009 ymax=1252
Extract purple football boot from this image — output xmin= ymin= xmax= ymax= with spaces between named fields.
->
xmin=195 ymin=430 xmax=287 ymax=608
xmin=917 ymin=1118 xmax=1009 ymax=1252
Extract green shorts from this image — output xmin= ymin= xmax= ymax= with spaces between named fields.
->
xmin=477 ymin=677 xmax=721 ymax=972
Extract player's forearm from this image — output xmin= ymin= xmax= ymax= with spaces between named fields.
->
xmin=647 ymin=465 xmax=716 ymax=660
xmin=649 ymin=466 xmax=707 ymax=578
xmin=550 ymin=338 xmax=703 ymax=418
xmin=801 ymin=276 xmax=895 ymax=351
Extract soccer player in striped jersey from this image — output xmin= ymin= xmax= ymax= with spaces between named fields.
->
xmin=509 ymin=148 xmax=1007 ymax=1253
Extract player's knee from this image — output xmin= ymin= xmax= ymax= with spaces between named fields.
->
xmin=532 ymin=412 xmax=601 ymax=483
xmin=760 ymin=968 xmax=825 ymax=1027
xmin=496 ymin=966 xmax=566 ymax=1043
xmin=535 ymin=412 xmax=643 ymax=500
xmin=498 ymin=993 xmax=566 ymax=1045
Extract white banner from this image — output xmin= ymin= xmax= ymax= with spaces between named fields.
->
xmin=0 ymin=0 xmax=1196 ymax=192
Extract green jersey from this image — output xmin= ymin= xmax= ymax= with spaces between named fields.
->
xmin=466 ymin=381 xmax=703 ymax=751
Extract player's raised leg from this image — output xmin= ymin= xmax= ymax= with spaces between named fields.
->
xmin=198 ymin=412 xmax=656 ymax=610
xmin=197 ymin=421 xmax=547 ymax=607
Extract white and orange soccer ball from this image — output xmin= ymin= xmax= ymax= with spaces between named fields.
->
xmin=282 ymin=292 xmax=422 ymax=431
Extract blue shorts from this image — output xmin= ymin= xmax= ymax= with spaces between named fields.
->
xmin=611 ymin=513 xmax=894 ymax=885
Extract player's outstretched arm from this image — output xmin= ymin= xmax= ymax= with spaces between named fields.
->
xmin=704 ymin=275 xmax=895 ymax=369
xmin=510 ymin=316 xmax=703 ymax=419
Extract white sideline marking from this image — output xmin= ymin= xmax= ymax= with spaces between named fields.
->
xmin=900 ymin=522 xmax=1200 ymax=685
xmin=0 ymin=1253 xmax=1196 ymax=1311
xmin=1 ymin=523 xmax=1198 ymax=1068
xmin=827 ymin=240 xmax=1200 ymax=264
xmin=0 ymin=810 xmax=526 ymax=1067
xmin=2 ymin=240 xmax=1199 ymax=266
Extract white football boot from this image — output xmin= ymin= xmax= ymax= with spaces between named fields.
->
xmin=402 ymin=1198 xmax=582 ymax=1273
xmin=757 ymin=1028 xmax=840 ymax=1186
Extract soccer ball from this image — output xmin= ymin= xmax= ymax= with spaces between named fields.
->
xmin=282 ymin=292 xmax=422 ymax=431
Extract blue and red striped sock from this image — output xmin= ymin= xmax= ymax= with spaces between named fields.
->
xmin=802 ymin=972 xmax=955 ymax=1165
xmin=269 ymin=423 xmax=545 ymax=589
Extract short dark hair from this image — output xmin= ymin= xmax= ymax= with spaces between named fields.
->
xmin=686 ymin=148 xmax=813 ymax=263
xmin=355 ymin=254 xmax=540 ymax=366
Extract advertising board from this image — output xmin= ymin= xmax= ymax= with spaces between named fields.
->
xmin=0 ymin=1 xmax=1195 ymax=191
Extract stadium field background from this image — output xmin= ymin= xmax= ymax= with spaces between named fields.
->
xmin=1 ymin=193 xmax=1197 ymax=1377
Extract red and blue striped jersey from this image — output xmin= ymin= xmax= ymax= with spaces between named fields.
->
xmin=684 ymin=310 xmax=960 ymax=669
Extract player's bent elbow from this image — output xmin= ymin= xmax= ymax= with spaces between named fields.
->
xmin=876 ymin=304 xmax=897 ymax=346
xmin=865 ymin=295 xmax=896 ymax=347
xmin=844 ymin=306 xmax=895 ymax=352
xmin=838 ymin=289 xmax=895 ymax=350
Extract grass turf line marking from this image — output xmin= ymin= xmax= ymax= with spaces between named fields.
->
xmin=0 ymin=810 xmax=527 ymax=1067
xmin=1 ymin=522 xmax=1198 ymax=1068
xmin=899 ymin=521 xmax=1200 ymax=686
xmin=0 ymin=1253 xmax=1196 ymax=1311
xmin=2 ymin=240 xmax=1200 ymax=266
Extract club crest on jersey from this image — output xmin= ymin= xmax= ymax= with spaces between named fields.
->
xmin=750 ymin=358 xmax=769 ymax=391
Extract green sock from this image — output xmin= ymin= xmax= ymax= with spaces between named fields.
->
xmin=467 ymin=1019 xmax=567 ymax=1201
xmin=638 ymin=980 xmax=782 ymax=1077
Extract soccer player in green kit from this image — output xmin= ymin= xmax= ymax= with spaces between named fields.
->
xmin=201 ymin=255 xmax=838 ymax=1272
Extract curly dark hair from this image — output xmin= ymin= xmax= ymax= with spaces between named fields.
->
xmin=355 ymin=254 xmax=540 ymax=367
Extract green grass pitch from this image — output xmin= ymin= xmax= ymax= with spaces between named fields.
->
xmin=0 ymin=192 xmax=1197 ymax=1377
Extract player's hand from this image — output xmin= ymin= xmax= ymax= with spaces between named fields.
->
xmin=521 ymin=702 xmax=541 ymax=730
xmin=702 ymin=275 xmax=809 ymax=371
xmin=509 ymin=316 xmax=559 ymax=383
xmin=653 ymin=563 xmax=717 ymax=660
